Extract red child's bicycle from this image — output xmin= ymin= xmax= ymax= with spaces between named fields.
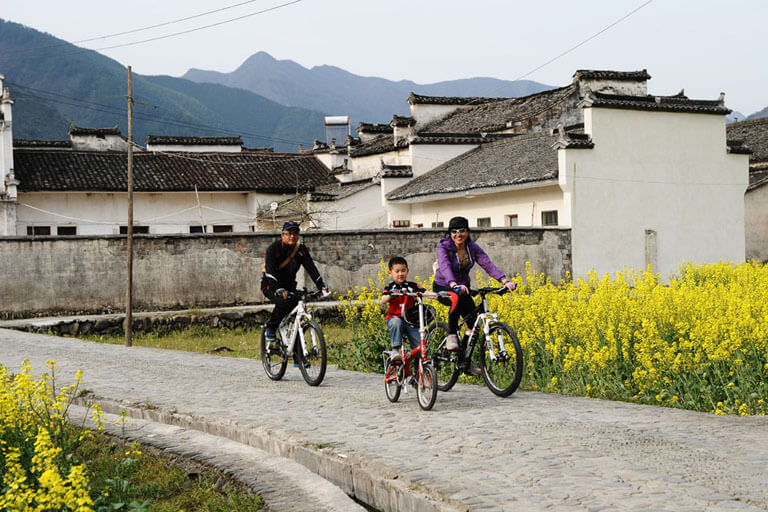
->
xmin=382 ymin=289 xmax=457 ymax=411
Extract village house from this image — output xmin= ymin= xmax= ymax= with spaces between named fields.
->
xmin=308 ymin=69 xmax=750 ymax=277
xmin=0 ymin=75 xmax=339 ymax=236
xmin=727 ymin=117 xmax=768 ymax=262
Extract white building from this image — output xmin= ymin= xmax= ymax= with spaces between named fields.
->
xmin=727 ymin=117 xmax=768 ymax=262
xmin=0 ymin=75 xmax=339 ymax=236
xmin=310 ymin=70 xmax=750 ymax=277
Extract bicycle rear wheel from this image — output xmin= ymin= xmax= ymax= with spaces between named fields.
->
xmin=416 ymin=361 xmax=438 ymax=411
xmin=426 ymin=322 xmax=460 ymax=391
xmin=384 ymin=357 xmax=402 ymax=402
xmin=480 ymin=323 xmax=523 ymax=397
xmin=261 ymin=328 xmax=287 ymax=381
xmin=298 ymin=320 xmax=327 ymax=386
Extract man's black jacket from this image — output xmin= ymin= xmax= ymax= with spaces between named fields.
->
xmin=262 ymin=240 xmax=325 ymax=293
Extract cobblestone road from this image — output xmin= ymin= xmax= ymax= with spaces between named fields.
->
xmin=1 ymin=328 xmax=766 ymax=511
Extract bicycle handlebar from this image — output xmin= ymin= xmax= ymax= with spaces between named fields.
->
xmin=285 ymin=288 xmax=332 ymax=300
xmin=470 ymin=286 xmax=511 ymax=296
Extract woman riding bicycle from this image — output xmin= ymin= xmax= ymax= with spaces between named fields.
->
xmin=433 ymin=216 xmax=516 ymax=375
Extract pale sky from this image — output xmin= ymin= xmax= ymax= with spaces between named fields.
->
xmin=3 ymin=0 xmax=766 ymax=116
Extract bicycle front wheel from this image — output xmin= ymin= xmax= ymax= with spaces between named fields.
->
xmin=426 ymin=322 xmax=460 ymax=391
xmin=298 ymin=320 xmax=327 ymax=386
xmin=261 ymin=328 xmax=287 ymax=381
xmin=480 ymin=323 xmax=523 ymax=397
xmin=416 ymin=361 xmax=438 ymax=411
xmin=384 ymin=357 xmax=402 ymax=403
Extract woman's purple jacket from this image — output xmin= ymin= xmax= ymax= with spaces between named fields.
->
xmin=434 ymin=237 xmax=506 ymax=288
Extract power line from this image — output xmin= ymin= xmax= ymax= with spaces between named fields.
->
xmin=0 ymin=0 xmax=303 ymax=63
xmin=2 ymin=0 xmax=266 ymax=55
xmin=10 ymin=84 xmax=315 ymax=147
xmin=464 ymin=0 xmax=654 ymax=104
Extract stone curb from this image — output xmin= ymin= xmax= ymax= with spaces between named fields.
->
xmin=0 ymin=303 xmax=344 ymax=337
xmin=73 ymin=395 xmax=464 ymax=512
xmin=68 ymin=404 xmax=365 ymax=512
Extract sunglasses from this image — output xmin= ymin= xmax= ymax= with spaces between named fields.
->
xmin=450 ymin=228 xmax=468 ymax=234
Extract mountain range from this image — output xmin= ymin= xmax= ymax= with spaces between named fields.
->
xmin=182 ymin=51 xmax=552 ymax=125
xmin=1 ymin=18 xmax=764 ymax=153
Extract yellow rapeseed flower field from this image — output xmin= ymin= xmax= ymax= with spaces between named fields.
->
xmin=341 ymin=261 xmax=767 ymax=415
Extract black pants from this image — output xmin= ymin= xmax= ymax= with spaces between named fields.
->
xmin=265 ymin=290 xmax=299 ymax=330
xmin=433 ymin=283 xmax=478 ymax=336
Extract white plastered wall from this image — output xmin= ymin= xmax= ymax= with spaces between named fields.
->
xmin=16 ymin=191 xmax=274 ymax=234
xmin=561 ymin=107 xmax=749 ymax=279
xmin=410 ymin=144 xmax=478 ymax=177
xmin=312 ymin=184 xmax=386 ymax=230
xmin=400 ymin=184 xmax=564 ymax=228
xmin=745 ymin=183 xmax=768 ymax=262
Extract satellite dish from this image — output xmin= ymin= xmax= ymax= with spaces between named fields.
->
xmin=269 ymin=202 xmax=278 ymax=211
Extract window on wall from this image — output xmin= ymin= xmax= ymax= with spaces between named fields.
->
xmin=392 ymin=220 xmax=410 ymax=228
xmin=541 ymin=210 xmax=559 ymax=226
xmin=189 ymin=225 xmax=204 ymax=233
xmin=506 ymin=214 xmax=519 ymax=227
xmin=477 ymin=217 xmax=491 ymax=227
xmin=212 ymin=225 xmax=233 ymax=233
xmin=119 ymin=226 xmax=149 ymax=234
xmin=57 ymin=226 xmax=77 ymax=236
xmin=26 ymin=226 xmax=51 ymax=236
xmin=431 ymin=221 xmax=444 ymax=228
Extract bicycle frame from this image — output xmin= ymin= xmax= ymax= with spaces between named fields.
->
xmin=456 ymin=287 xmax=509 ymax=363
xmin=383 ymin=292 xmax=432 ymax=393
xmin=277 ymin=291 xmax=321 ymax=359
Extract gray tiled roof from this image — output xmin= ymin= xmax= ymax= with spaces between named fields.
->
xmin=391 ymin=115 xmax=416 ymax=127
xmin=410 ymin=133 xmax=518 ymax=145
xmin=381 ymin=164 xmax=413 ymax=178
xmin=14 ymin=139 xmax=72 ymax=148
xmin=572 ymin=69 xmax=651 ymax=81
xmin=419 ymin=85 xmax=577 ymax=134
xmin=386 ymin=133 xmax=558 ymax=201
xmin=583 ymin=91 xmax=731 ymax=115
xmin=358 ymin=122 xmax=392 ymax=134
xmin=727 ymin=117 xmax=768 ymax=163
xmin=348 ymin=133 xmax=407 ymax=157
xmin=146 ymin=135 xmax=243 ymax=146
xmin=310 ymin=178 xmax=377 ymax=201
xmin=14 ymin=150 xmax=337 ymax=193
xmin=408 ymin=93 xmax=509 ymax=106
xmin=68 ymin=124 xmax=121 ymax=136
xmin=748 ymin=168 xmax=768 ymax=191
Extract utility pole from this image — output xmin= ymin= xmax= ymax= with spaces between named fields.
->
xmin=125 ymin=66 xmax=134 ymax=347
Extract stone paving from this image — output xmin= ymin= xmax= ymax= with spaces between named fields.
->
xmin=1 ymin=328 xmax=767 ymax=512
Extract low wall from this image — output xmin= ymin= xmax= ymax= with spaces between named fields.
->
xmin=0 ymin=228 xmax=571 ymax=319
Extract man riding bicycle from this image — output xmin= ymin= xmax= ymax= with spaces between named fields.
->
xmin=261 ymin=221 xmax=329 ymax=343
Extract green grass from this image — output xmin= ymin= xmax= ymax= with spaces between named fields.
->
xmin=80 ymin=432 xmax=263 ymax=511
xmin=83 ymin=325 xmax=354 ymax=361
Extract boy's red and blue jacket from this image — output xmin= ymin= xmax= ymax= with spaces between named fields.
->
xmin=382 ymin=281 xmax=425 ymax=320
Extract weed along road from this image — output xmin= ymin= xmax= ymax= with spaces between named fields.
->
xmin=1 ymin=328 xmax=767 ymax=512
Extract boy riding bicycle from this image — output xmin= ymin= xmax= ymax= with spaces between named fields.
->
xmin=380 ymin=257 xmax=425 ymax=373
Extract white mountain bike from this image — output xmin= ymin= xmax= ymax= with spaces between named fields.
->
xmin=261 ymin=288 xmax=330 ymax=386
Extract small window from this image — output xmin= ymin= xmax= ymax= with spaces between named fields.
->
xmin=119 ymin=226 xmax=149 ymax=234
xmin=392 ymin=220 xmax=410 ymax=228
xmin=27 ymin=226 xmax=51 ymax=236
xmin=541 ymin=210 xmax=558 ymax=226
xmin=57 ymin=226 xmax=77 ymax=236
xmin=506 ymin=214 xmax=519 ymax=227
xmin=212 ymin=225 xmax=233 ymax=233
xmin=477 ymin=217 xmax=491 ymax=227
xmin=431 ymin=221 xmax=444 ymax=228
xmin=189 ymin=225 xmax=204 ymax=233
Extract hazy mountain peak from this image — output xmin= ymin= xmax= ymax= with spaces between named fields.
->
xmin=183 ymin=51 xmax=555 ymax=124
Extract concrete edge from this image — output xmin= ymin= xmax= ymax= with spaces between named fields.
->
xmin=73 ymin=395 xmax=464 ymax=512
xmin=67 ymin=404 xmax=364 ymax=512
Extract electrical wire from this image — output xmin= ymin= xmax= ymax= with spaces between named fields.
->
xmin=0 ymin=0 xmax=303 ymax=63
